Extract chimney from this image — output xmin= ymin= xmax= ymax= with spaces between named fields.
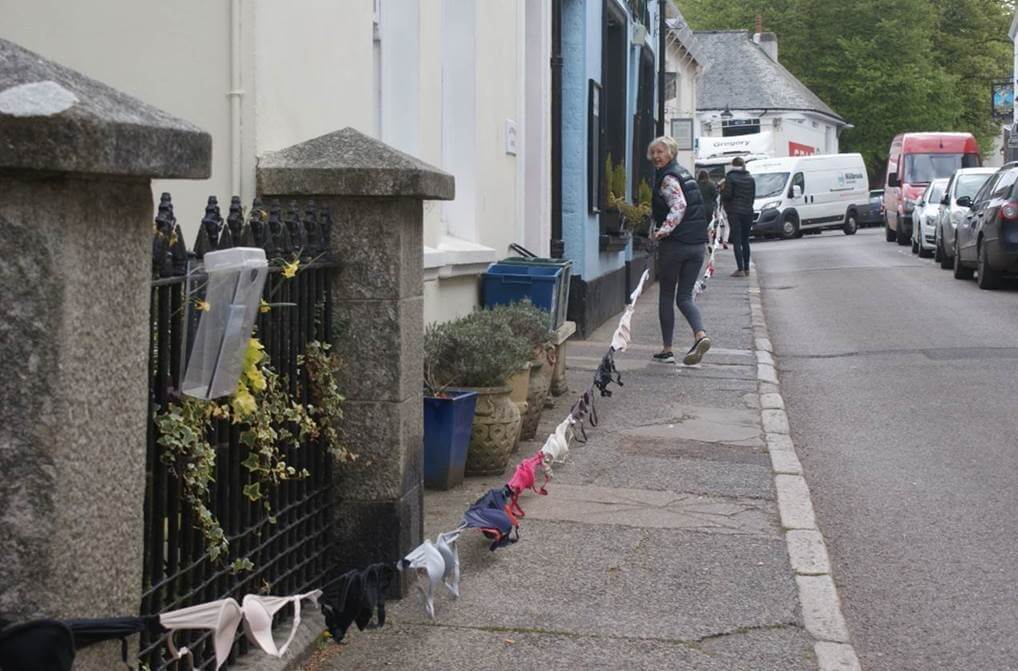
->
xmin=753 ymin=19 xmax=778 ymax=62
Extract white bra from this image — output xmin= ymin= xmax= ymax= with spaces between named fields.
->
xmin=241 ymin=590 xmax=322 ymax=658
xmin=435 ymin=529 xmax=462 ymax=599
xmin=159 ymin=598 xmax=243 ymax=670
xmin=400 ymin=532 xmax=462 ymax=621
xmin=540 ymin=416 xmax=575 ymax=467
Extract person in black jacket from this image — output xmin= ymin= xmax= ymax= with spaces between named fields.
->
xmin=721 ymin=157 xmax=756 ymax=276
xmin=648 ymin=136 xmax=712 ymax=366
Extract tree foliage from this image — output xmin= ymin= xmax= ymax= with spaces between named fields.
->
xmin=682 ymin=0 xmax=1014 ymax=177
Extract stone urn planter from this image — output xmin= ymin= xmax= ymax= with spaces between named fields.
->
xmin=507 ymin=363 xmax=531 ymax=452
xmin=520 ymin=348 xmax=553 ymax=441
xmin=451 ymin=385 xmax=522 ymax=476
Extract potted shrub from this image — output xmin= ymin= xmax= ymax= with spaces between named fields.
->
xmin=424 ymin=311 xmax=531 ymax=476
xmin=487 ymin=300 xmax=553 ymax=442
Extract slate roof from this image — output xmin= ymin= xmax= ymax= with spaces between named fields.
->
xmin=694 ymin=30 xmax=845 ymax=124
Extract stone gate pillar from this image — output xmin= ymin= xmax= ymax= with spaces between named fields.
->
xmin=257 ymin=127 xmax=454 ymax=590
xmin=0 ymin=39 xmax=211 ymax=668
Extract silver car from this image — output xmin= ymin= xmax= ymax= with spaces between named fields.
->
xmin=912 ymin=178 xmax=947 ymax=258
xmin=935 ymin=167 xmax=996 ymax=269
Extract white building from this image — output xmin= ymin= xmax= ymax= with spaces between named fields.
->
xmin=0 ymin=0 xmax=552 ymax=325
xmin=693 ymin=30 xmax=848 ymax=164
xmin=663 ymin=13 xmax=704 ymax=171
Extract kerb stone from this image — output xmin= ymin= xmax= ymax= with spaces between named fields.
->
xmin=796 ymin=575 xmax=851 ymax=642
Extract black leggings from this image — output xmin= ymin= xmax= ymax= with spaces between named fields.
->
xmin=657 ymin=239 xmax=706 ymax=348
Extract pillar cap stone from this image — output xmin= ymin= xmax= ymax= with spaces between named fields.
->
xmin=0 ymin=38 xmax=211 ymax=179
xmin=257 ymin=127 xmax=455 ymax=200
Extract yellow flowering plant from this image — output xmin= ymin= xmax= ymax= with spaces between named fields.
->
xmin=154 ymin=337 xmax=348 ymax=570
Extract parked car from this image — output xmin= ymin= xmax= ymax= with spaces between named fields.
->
xmin=884 ymin=132 xmax=981 ymax=246
xmin=748 ymin=153 xmax=869 ymax=238
xmin=911 ymin=178 xmax=947 ymax=257
xmin=858 ymin=189 xmax=885 ymax=227
xmin=934 ymin=167 xmax=995 ymax=269
xmin=952 ymin=161 xmax=1018 ymax=289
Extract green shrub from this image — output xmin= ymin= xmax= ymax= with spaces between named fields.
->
xmin=424 ymin=310 xmax=532 ymax=392
xmin=486 ymin=299 xmax=552 ymax=352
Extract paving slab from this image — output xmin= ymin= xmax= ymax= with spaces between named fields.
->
xmin=322 ymin=620 xmax=815 ymax=671
xmin=304 ymin=272 xmax=816 ymax=670
xmin=520 ymin=483 xmax=778 ymax=537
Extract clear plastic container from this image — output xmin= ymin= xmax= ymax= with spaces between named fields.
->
xmin=181 ymin=248 xmax=269 ymax=400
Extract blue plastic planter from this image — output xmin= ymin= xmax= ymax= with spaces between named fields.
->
xmin=423 ymin=390 xmax=478 ymax=490
xmin=482 ymin=263 xmax=564 ymax=329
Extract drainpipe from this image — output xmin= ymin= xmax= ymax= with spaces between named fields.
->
xmin=657 ymin=0 xmax=666 ymax=136
xmin=228 ymin=0 xmax=244 ymax=198
xmin=551 ymin=0 xmax=563 ymax=257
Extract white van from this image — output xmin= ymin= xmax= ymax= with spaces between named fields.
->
xmin=746 ymin=153 xmax=869 ymax=239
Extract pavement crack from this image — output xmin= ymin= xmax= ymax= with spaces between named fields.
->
xmin=392 ymin=619 xmax=804 ymax=653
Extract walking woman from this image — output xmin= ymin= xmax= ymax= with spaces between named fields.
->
xmin=648 ymin=136 xmax=712 ymax=365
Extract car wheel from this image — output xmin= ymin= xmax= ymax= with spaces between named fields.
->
xmin=934 ymin=231 xmax=944 ymax=263
xmin=897 ymin=220 xmax=910 ymax=246
xmin=885 ymin=220 xmax=896 ymax=242
xmin=781 ymin=213 xmax=800 ymax=240
xmin=918 ymin=234 xmax=933 ymax=258
xmin=911 ymin=237 xmax=919 ymax=254
xmin=953 ymin=238 xmax=974 ymax=279
xmin=977 ymin=240 xmax=1002 ymax=290
xmin=939 ymin=241 xmax=953 ymax=269
xmin=843 ymin=213 xmax=858 ymax=235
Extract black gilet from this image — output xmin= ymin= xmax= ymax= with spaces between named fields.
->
xmin=652 ymin=161 xmax=709 ymax=244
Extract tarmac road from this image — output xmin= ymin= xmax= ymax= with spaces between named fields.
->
xmin=754 ymin=227 xmax=1018 ymax=671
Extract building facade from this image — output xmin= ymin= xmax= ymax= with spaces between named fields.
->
xmin=694 ymin=30 xmax=847 ymax=168
xmin=1 ymin=0 xmax=553 ymax=325
xmin=555 ymin=0 xmax=676 ymax=336
xmin=663 ymin=14 xmax=704 ymax=172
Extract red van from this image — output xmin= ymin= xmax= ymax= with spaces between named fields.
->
xmin=884 ymin=133 xmax=981 ymax=245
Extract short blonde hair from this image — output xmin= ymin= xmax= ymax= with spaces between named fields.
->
xmin=647 ymin=135 xmax=679 ymax=160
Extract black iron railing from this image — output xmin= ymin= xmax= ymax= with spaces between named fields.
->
xmin=140 ymin=194 xmax=338 ymax=669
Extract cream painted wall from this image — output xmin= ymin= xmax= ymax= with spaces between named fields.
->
xmin=473 ymin=0 xmax=522 ymax=260
xmin=2 ymin=0 xmax=547 ymax=326
xmin=253 ymin=1 xmax=374 ymax=154
xmin=0 ymin=0 xmax=233 ymax=244
xmin=423 ymin=276 xmax=481 ymax=324
xmin=419 ymin=0 xmax=444 ymax=251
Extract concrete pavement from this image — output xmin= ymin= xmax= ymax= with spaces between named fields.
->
xmin=302 ymin=258 xmax=822 ymax=670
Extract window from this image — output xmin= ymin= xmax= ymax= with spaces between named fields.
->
xmin=972 ymin=174 xmax=997 ymax=206
xmin=755 ymin=173 xmax=790 ymax=199
xmin=588 ymin=80 xmax=602 ymax=212
xmin=722 ymin=118 xmax=760 ymax=137
xmin=991 ymin=168 xmax=1018 ymax=199
xmin=955 ymin=174 xmax=991 ymax=200
xmin=791 ymin=172 xmax=805 ymax=197
xmin=904 ymin=153 xmax=982 ymax=184
xmin=664 ymin=72 xmax=678 ymax=101
xmin=670 ymin=118 xmax=693 ymax=151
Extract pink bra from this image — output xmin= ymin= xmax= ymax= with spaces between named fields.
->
xmin=507 ymin=452 xmax=549 ymax=517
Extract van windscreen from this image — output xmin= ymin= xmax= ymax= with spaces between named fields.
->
xmin=753 ymin=172 xmax=790 ymax=198
xmin=904 ymin=153 xmax=981 ymax=184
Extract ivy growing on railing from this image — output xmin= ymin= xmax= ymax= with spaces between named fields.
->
xmin=154 ymin=337 xmax=349 ymax=572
